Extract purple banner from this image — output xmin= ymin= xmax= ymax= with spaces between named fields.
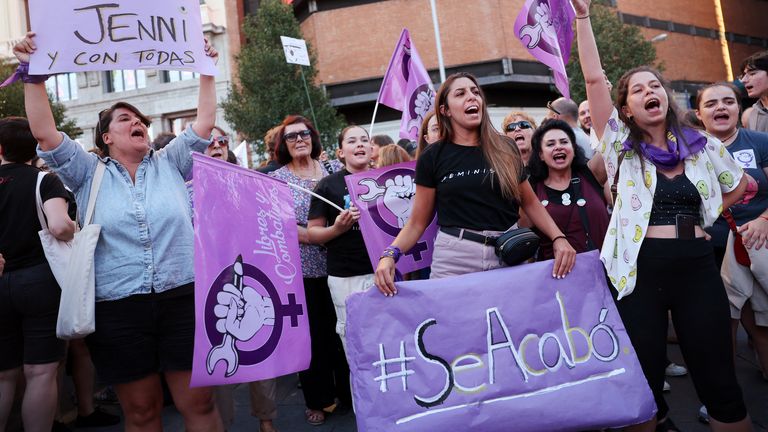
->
xmin=345 ymin=161 xmax=438 ymax=274
xmin=191 ymin=154 xmax=309 ymax=387
xmin=377 ymin=29 xmax=435 ymax=141
xmin=514 ymin=0 xmax=576 ymax=98
xmin=346 ymin=251 xmax=656 ymax=431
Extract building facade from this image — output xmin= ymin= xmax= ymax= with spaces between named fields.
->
xmin=285 ymin=0 xmax=768 ymax=135
xmin=3 ymin=0 xmax=768 ymax=145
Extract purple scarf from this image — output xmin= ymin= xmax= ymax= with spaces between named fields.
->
xmin=622 ymin=127 xmax=707 ymax=170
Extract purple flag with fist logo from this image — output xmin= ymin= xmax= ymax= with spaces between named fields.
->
xmin=191 ymin=154 xmax=310 ymax=387
xmin=345 ymin=251 xmax=656 ymax=432
xmin=345 ymin=161 xmax=438 ymax=274
xmin=514 ymin=0 xmax=576 ymax=98
xmin=377 ymin=29 xmax=436 ymax=141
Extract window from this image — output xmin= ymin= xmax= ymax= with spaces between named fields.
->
xmin=46 ymin=73 xmax=78 ymax=101
xmin=169 ymin=113 xmax=197 ymax=136
xmin=164 ymin=70 xmax=199 ymax=83
xmin=106 ymin=70 xmax=147 ymax=93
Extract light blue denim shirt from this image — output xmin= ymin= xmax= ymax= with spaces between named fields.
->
xmin=37 ymin=125 xmax=208 ymax=301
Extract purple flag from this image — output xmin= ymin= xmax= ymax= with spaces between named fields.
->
xmin=378 ymin=29 xmax=436 ymax=141
xmin=345 ymin=162 xmax=438 ymax=274
xmin=191 ymin=154 xmax=310 ymax=387
xmin=514 ymin=0 xmax=576 ymax=98
xmin=346 ymin=251 xmax=656 ymax=431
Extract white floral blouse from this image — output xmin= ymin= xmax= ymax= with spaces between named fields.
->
xmin=594 ymin=109 xmax=744 ymax=299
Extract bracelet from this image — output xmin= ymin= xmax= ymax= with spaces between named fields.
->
xmin=0 ymin=62 xmax=50 ymax=88
xmin=380 ymin=246 xmax=402 ymax=263
xmin=576 ymin=14 xmax=590 ymax=19
xmin=552 ymin=235 xmax=567 ymax=243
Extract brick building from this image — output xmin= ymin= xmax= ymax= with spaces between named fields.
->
xmin=282 ymin=0 xmax=768 ymax=132
xmin=2 ymin=0 xmax=767 ymax=144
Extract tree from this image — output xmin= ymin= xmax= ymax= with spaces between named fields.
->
xmin=566 ymin=1 xmax=659 ymax=103
xmin=222 ymin=0 xmax=345 ymax=157
xmin=0 ymin=59 xmax=82 ymax=138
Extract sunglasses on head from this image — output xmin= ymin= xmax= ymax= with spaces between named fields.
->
xmin=284 ymin=129 xmax=312 ymax=143
xmin=547 ymin=101 xmax=561 ymax=115
xmin=505 ymin=121 xmax=532 ymax=131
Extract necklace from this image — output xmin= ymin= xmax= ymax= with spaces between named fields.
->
xmin=291 ymin=160 xmax=320 ymax=180
xmin=720 ymin=129 xmax=738 ymax=145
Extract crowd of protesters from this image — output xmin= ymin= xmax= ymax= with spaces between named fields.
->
xmin=2 ymin=6 xmax=768 ymax=430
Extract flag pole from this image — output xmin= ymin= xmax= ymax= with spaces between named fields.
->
xmin=299 ymin=66 xmax=319 ymax=130
xmin=369 ymin=98 xmax=380 ymax=137
xmin=428 ymin=0 xmax=446 ymax=83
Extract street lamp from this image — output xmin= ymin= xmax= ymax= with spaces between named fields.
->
xmin=650 ymin=33 xmax=668 ymax=43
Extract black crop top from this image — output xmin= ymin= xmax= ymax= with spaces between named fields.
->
xmin=648 ymin=173 xmax=701 ymax=226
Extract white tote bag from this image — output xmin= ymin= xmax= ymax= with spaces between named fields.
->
xmin=36 ymin=163 xmax=105 ymax=339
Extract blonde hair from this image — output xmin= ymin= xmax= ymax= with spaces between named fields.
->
xmin=435 ymin=73 xmax=523 ymax=200
xmin=376 ymin=144 xmax=411 ymax=168
xmin=501 ymin=111 xmax=537 ymax=132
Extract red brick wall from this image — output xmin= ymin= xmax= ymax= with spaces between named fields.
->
xmin=299 ymin=0 xmax=768 ymax=86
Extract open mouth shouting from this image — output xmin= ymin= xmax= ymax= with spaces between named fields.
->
xmin=130 ymin=127 xmax=146 ymax=141
xmin=464 ymin=104 xmax=480 ymax=118
xmin=713 ymin=111 xmax=731 ymax=124
xmin=644 ymin=97 xmax=662 ymax=116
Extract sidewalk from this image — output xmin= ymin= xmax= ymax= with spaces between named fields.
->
xmin=63 ymin=329 xmax=767 ymax=431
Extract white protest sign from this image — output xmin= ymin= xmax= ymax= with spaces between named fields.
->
xmin=28 ymin=0 xmax=217 ymax=75
xmin=280 ymin=36 xmax=310 ymax=66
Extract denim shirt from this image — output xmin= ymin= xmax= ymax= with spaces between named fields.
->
xmin=37 ymin=125 xmax=209 ymax=301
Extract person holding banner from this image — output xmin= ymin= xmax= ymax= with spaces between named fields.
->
xmin=524 ymin=119 xmax=608 ymax=261
xmin=14 ymin=32 xmax=224 ymax=432
xmin=573 ymin=1 xmax=752 ymax=430
xmin=307 ymin=125 xmax=374 ymax=351
xmin=375 ymin=72 xmax=576 ymax=293
xmin=269 ymin=115 xmax=351 ymax=426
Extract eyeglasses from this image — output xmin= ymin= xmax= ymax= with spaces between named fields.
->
xmin=95 ymin=108 xmax=108 ymax=140
xmin=505 ymin=121 xmax=533 ymax=131
xmin=284 ymin=129 xmax=312 ymax=144
xmin=210 ymin=136 xmax=229 ymax=147
xmin=547 ymin=101 xmax=560 ymax=115
xmin=547 ymin=102 xmax=560 ymax=115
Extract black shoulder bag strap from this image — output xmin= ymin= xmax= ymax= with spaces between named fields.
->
xmin=570 ymin=176 xmax=596 ymax=250
xmin=610 ymin=152 xmax=627 ymax=204
xmin=322 ymin=159 xmax=334 ymax=175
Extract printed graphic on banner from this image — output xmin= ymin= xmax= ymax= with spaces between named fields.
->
xmin=514 ymin=0 xmax=576 ymax=98
xmin=345 ymin=161 xmax=437 ymax=274
xmin=378 ymin=29 xmax=435 ymax=141
xmin=28 ymin=0 xmax=217 ymax=75
xmin=345 ymin=251 xmax=656 ymax=432
xmin=191 ymin=154 xmax=309 ymax=387
xmin=280 ymin=36 xmax=310 ymax=66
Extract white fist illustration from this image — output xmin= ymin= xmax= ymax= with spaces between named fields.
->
xmin=383 ymin=175 xmax=416 ymax=228
xmin=214 ymin=282 xmax=275 ymax=342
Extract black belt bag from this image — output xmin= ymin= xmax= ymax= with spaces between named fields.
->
xmin=440 ymin=226 xmax=540 ymax=266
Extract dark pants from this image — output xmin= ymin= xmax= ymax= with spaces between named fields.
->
xmin=0 ymin=262 xmax=65 ymax=370
xmin=615 ymin=238 xmax=747 ymax=423
xmin=299 ymin=277 xmax=351 ymax=410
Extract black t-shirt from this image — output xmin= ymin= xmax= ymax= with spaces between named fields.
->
xmin=308 ymin=169 xmax=373 ymax=277
xmin=0 ymin=164 xmax=70 ymax=272
xmin=415 ymin=141 xmax=526 ymax=231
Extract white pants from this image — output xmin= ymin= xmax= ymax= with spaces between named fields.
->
xmin=327 ymin=274 xmax=375 ymax=351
